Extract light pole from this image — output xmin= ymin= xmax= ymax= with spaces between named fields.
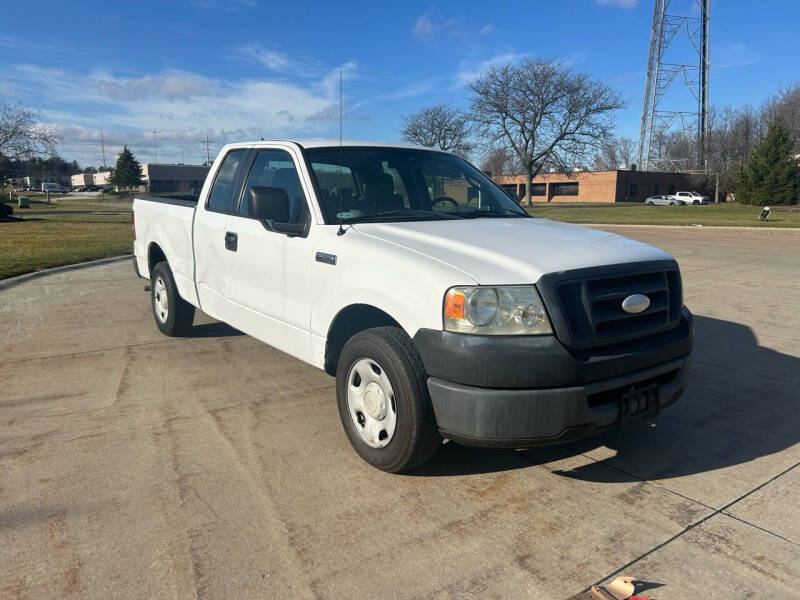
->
xmin=153 ymin=129 xmax=158 ymax=165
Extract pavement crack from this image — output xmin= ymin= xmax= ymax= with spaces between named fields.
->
xmin=577 ymin=458 xmax=800 ymax=592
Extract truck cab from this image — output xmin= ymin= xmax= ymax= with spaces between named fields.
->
xmin=133 ymin=140 xmax=692 ymax=472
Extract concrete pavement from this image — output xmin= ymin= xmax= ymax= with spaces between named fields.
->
xmin=1 ymin=226 xmax=799 ymax=599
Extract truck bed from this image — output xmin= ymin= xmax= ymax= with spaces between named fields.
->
xmin=132 ymin=195 xmax=197 ymax=303
xmin=135 ymin=194 xmax=199 ymax=208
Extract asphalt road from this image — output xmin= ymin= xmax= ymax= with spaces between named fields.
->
xmin=1 ymin=226 xmax=799 ymax=599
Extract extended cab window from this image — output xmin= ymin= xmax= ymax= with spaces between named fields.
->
xmin=239 ymin=149 xmax=308 ymax=223
xmin=207 ymin=149 xmax=247 ymax=212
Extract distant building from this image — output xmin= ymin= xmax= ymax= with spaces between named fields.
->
xmin=142 ymin=163 xmax=210 ymax=195
xmin=93 ymin=171 xmax=112 ymax=186
xmin=493 ymin=169 xmax=708 ymax=203
xmin=71 ymin=173 xmax=94 ymax=188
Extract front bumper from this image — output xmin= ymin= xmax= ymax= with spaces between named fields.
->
xmin=414 ymin=308 xmax=693 ymax=448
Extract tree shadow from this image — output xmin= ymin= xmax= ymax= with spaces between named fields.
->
xmin=414 ymin=314 xmax=800 ymax=480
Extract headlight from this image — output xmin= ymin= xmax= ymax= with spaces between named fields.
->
xmin=444 ymin=286 xmax=552 ymax=335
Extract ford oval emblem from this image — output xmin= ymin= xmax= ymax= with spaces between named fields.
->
xmin=621 ymin=294 xmax=651 ymax=314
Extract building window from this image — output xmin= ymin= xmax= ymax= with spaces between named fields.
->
xmin=500 ymin=184 xmax=518 ymax=198
xmin=551 ymin=182 xmax=578 ymax=196
xmin=629 ymin=184 xmax=638 ymax=197
xmin=532 ymin=183 xmax=546 ymax=196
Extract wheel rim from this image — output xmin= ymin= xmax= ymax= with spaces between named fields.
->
xmin=153 ymin=276 xmax=169 ymax=323
xmin=346 ymin=358 xmax=397 ymax=448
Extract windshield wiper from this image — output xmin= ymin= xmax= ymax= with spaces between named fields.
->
xmin=342 ymin=209 xmax=463 ymax=222
xmin=459 ymin=208 xmax=529 ymax=219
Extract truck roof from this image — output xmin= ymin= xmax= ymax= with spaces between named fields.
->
xmin=221 ymin=139 xmax=438 ymax=152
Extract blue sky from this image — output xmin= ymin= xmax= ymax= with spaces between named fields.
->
xmin=1 ymin=0 xmax=796 ymax=167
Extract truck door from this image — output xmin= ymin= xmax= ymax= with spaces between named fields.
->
xmin=222 ymin=146 xmax=315 ymax=362
xmin=193 ymin=148 xmax=249 ymax=322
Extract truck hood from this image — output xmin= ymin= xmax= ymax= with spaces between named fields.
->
xmin=353 ymin=217 xmax=673 ymax=284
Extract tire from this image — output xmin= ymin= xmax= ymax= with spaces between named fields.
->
xmin=645 ymin=201 xmax=653 ymax=205
xmin=693 ymin=200 xmax=700 ymax=205
xmin=336 ymin=326 xmax=441 ymax=473
xmin=150 ymin=261 xmax=195 ymax=336
xmin=670 ymin=202 xmax=677 ymax=206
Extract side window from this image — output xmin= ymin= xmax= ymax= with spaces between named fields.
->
xmin=240 ymin=149 xmax=308 ymax=223
xmin=207 ymin=149 xmax=247 ymax=212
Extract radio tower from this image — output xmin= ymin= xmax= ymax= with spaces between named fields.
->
xmin=637 ymin=0 xmax=710 ymax=172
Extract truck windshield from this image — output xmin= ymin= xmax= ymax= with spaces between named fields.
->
xmin=304 ymin=146 xmax=529 ymax=224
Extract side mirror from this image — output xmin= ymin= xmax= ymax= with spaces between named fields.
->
xmin=248 ymin=186 xmax=290 ymax=222
xmin=248 ymin=185 xmax=308 ymax=237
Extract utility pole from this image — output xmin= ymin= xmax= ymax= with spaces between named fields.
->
xmin=153 ymin=129 xmax=158 ymax=165
xmin=205 ymin=134 xmax=211 ymax=165
xmin=637 ymin=0 xmax=710 ymax=172
xmin=100 ymin=130 xmax=107 ymax=169
xmin=699 ymin=0 xmax=710 ymax=169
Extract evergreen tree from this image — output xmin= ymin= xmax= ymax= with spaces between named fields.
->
xmin=736 ymin=118 xmax=800 ymax=205
xmin=109 ymin=146 xmax=143 ymax=194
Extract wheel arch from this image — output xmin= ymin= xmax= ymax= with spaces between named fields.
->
xmin=147 ymin=242 xmax=168 ymax=277
xmin=324 ymin=304 xmax=404 ymax=376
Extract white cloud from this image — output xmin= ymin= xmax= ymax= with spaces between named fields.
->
xmin=596 ymin=0 xmax=637 ymax=7
xmin=455 ymin=53 xmax=529 ymax=87
xmin=411 ymin=12 xmax=484 ymax=40
xmin=412 ymin=13 xmax=436 ymax=39
xmin=5 ymin=61 xmax=360 ymax=165
xmin=236 ymin=43 xmax=322 ymax=75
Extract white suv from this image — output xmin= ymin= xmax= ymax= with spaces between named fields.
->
xmin=673 ymin=191 xmax=708 ymax=205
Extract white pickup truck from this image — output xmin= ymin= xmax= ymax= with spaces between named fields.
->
xmin=133 ymin=140 xmax=693 ymax=472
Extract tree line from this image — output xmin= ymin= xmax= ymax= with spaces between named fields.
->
xmin=401 ymin=59 xmax=799 ymax=206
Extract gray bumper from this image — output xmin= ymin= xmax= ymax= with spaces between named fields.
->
xmin=428 ymin=353 xmax=691 ymax=448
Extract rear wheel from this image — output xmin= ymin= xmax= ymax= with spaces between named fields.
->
xmin=670 ymin=201 xmax=677 ymax=206
xmin=151 ymin=261 xmax=195 ymax=336
xmin=336 ymin=327 xmax=441 ymax=472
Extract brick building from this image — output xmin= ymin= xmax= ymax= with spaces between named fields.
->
xmin=493 ymin=169 xmax=707 ymax=203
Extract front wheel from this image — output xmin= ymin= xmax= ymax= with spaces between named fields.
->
xmin=336 ymin=327 xmax=441 ymax=473
xmin=151 ymin=261 xmax=195 ymax=336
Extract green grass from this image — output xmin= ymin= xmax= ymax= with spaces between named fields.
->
xmin=0 ymin=213 xmax=132 ymax=279
xmin=526 ymin=202 xmax=800 ymax=227
xmin=10 ymin=195 xmax=132 ymax=214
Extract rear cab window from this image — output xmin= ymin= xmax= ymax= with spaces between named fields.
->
xmin=207 ymin=149 xmax=248 ymax=213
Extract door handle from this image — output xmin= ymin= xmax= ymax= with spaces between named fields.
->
xmin=224 ymin=231 xmax=238 ymax=252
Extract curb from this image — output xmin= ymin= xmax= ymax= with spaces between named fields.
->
xmin=579 ymin=223 xmax=800 ymax=231
xmin=0 ymin=254 xmax=133 ymax=291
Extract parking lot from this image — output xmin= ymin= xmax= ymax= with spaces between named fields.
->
xmin=1 ymin=226 xmax=798 ymax=599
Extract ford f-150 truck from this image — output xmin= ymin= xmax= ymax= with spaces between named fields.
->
xmin=132 ymin=140 xmax=693 ymax=472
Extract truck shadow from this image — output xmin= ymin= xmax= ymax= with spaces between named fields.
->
xmin=184 ymin=321 xmax=245 ymax=338
xmin=415 ymin=315 xmax=800 ymax=480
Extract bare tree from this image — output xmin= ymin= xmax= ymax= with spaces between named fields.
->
xmin=480 ymin=147 xmax=516 ymax=176
xmin=761 ymin=84 xmax=800 ymax=152
xmin=592 ymin=136 xmax=637 ymax=170
xmin=401 ymin=104 xmax=474 ymax=157
xmin=468 ymin=59 xmax=624 ymax=204
xmin=0 ymin=103 xmax=60 ymax=161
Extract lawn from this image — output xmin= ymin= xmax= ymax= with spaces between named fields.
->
xmin=526 ymin=202 xmax=800 ymax=227
xmin=0 ymin=213 xmax=132 ymax=279
xmin=12 ymin=194 xmax=132 ymax=214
